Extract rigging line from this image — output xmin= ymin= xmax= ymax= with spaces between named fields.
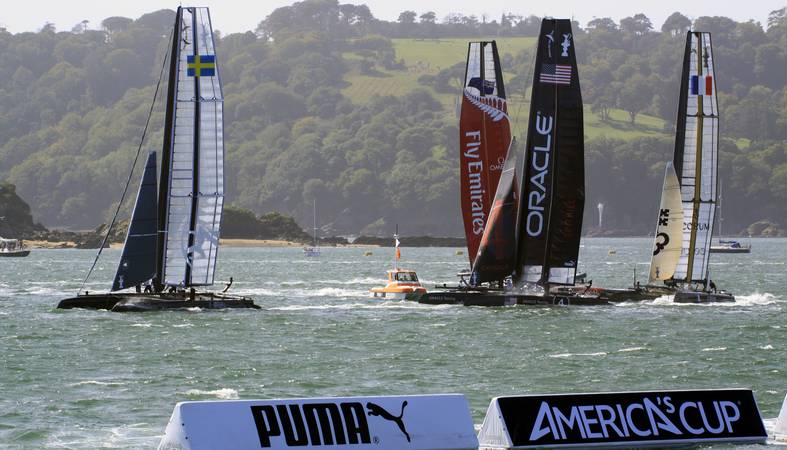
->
xmin=77 ymin=30 xmax=173 ymax=295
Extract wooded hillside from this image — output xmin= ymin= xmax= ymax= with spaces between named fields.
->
xmin=1 ymin=2 xmax=784 ymax=236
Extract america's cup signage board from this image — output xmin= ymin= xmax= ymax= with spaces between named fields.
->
xmin=477 ymin=389 xmax=767 ymax=449
xmin=158 ymin=394 xmax=477 ymax=450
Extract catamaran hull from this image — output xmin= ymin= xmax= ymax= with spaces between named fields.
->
xmin=578 ymin=286 xmax=672 ymax=302
xmin=57 ymin=292 xmax=259 ymax=312
xmin=419 ymin=290 xmax=609 ymax=306
xmin=674 ymin=290 xmax=735 ymax=303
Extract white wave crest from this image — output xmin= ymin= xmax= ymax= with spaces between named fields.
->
xmin=701 ymin=347 xmax=727 ymax=352
xmin=184 ymin=388 xmax=239 ymax=399
xmin=733 ymin=292 xmax=780 ymax=306
xmin=70 ymin=380 xmax=127 ymax=387
xmin=549 ymin=351 xmax=608 ymax=358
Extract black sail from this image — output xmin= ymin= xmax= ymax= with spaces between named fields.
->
xmin=516 ymin=19 xmax=585 ymax=285
xmin=112 ymin=151 xmax=158 ymax=291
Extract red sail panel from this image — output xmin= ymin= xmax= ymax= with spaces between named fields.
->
xmin=459 ymin=41 xmax=511 ymax=264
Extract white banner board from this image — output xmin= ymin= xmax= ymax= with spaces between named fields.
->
xmin=159 ymin=394 xmax=477 ymax=450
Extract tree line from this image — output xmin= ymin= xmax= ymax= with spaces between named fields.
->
xmin=0 ymin=1 xmax=784 ymax=237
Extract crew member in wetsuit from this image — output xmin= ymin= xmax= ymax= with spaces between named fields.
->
xmin=222 ymin=277 xmax=233 ymax=293
xmin=709 ymin=280 xmax=717 ymax=293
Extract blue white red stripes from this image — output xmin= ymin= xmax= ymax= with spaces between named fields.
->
xmin=690 ymin=75 xmax=713 ymax=95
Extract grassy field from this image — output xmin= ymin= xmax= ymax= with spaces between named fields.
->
xmin=342 ymin=37 xmax=670 ymax=140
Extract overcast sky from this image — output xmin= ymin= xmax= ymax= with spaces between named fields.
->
xmin=1 ymin=0 xmax=783 ymax=34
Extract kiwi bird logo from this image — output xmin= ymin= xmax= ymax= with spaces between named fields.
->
xmin=367 ymin=401 xmax=410 ymax=442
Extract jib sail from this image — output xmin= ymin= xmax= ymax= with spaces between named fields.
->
xmin=470 ymin=137 xmax=518 ymax=284
xmin=157 ymin=7 xmax=224 ymax=288
xmin=672 ymin=32 xmax=718 ymax=284
xmin=648 ymin=162 xmax=683 ymax=282
xmin=515 ymin=19 xmax=585 ymax=286
xmin=459 ymin=41 xmax=512 ymax=265
xmin=112 ymin=152 xmax=158 ymax=291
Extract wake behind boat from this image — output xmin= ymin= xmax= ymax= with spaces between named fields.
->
xmin=58 ymin=7 xmax=257 ymax=312
xmin=424 ymin=20 xmax=601 ymax=306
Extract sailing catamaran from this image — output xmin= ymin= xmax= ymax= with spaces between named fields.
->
xmin=585 ymin=31 xmax=734 ymax=303
xmin=423 ymin=20 xmax=605 ymax=306
xmin=668 ymin=31 xmax=734 ymax=303
xmin=58 ymin=7 xmax=257 ymax=312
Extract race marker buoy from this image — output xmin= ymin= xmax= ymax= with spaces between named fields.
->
xmin=158 ymin=394 xmax=477 ymax=450
xmin=477 ymin=389 xmax=768 ymax=449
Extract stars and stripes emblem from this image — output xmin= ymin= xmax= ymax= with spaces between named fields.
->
xmin=539 ymin=64 xmax=572 ymax=85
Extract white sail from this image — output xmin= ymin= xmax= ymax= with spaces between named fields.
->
xmin=649 ymin=162 xmax=683 ymax=282
xmin=673 ymin=32 xmax=718 ymax=284
xmin=162 ymin=7 xmax=224 ymax=287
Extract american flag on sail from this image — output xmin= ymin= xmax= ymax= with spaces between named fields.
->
xmin=539 ymin=64 xmax=572 ymax=85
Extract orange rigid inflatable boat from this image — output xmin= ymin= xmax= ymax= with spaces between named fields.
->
xmin=369 ymin=228 xmax=426 ymax=301
xmin=370 ymin=268 xmax=426 ymax=301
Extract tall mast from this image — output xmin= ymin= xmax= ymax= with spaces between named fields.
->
xmin=183 ymin=7 xmax=201 ymax=287
xmin=154 ymin=7 xmax=183 ymax=292
xmin=313 ymin=199 xmax=317 ymax=247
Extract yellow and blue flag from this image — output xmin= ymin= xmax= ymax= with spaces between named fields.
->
xmin=187 ymin=54 xmax=215 ymax=77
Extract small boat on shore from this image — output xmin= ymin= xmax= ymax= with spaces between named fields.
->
xmin=0 ymin=238 xmax=30 ymax=257
xmin=370 ymin=229 xmax=426 ymax=301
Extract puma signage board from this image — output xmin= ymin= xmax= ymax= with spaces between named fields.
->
xmin=158 ymin=394 xmax=478 ymax=450
xmin=477 ymin=389 xmax=767 ymax=449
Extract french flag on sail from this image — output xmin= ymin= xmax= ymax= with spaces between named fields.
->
xmin=690 ymin=75 xmax=713 ymax=96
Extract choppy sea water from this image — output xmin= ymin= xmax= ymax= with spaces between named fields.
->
xmin=0 ymin=237 xmax=784 ymax=448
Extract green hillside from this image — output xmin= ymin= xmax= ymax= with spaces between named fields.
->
xmin=0 ymin=3 xmax=784 ymax=236
xmin=343 ymin=37 xmax=669 ymax=140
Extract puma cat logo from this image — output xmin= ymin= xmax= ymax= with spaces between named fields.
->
xmin=367 ymin=401 xmax=410 ymax=442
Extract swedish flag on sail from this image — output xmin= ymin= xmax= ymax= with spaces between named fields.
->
xmin=187 ymin=54 xmax=215 ymax=77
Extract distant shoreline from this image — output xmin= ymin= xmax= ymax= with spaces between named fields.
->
xmin=219 ymin=238 xmax=376 ymax=248
xmin=21 ymin=235 xmax=778 ymax=250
